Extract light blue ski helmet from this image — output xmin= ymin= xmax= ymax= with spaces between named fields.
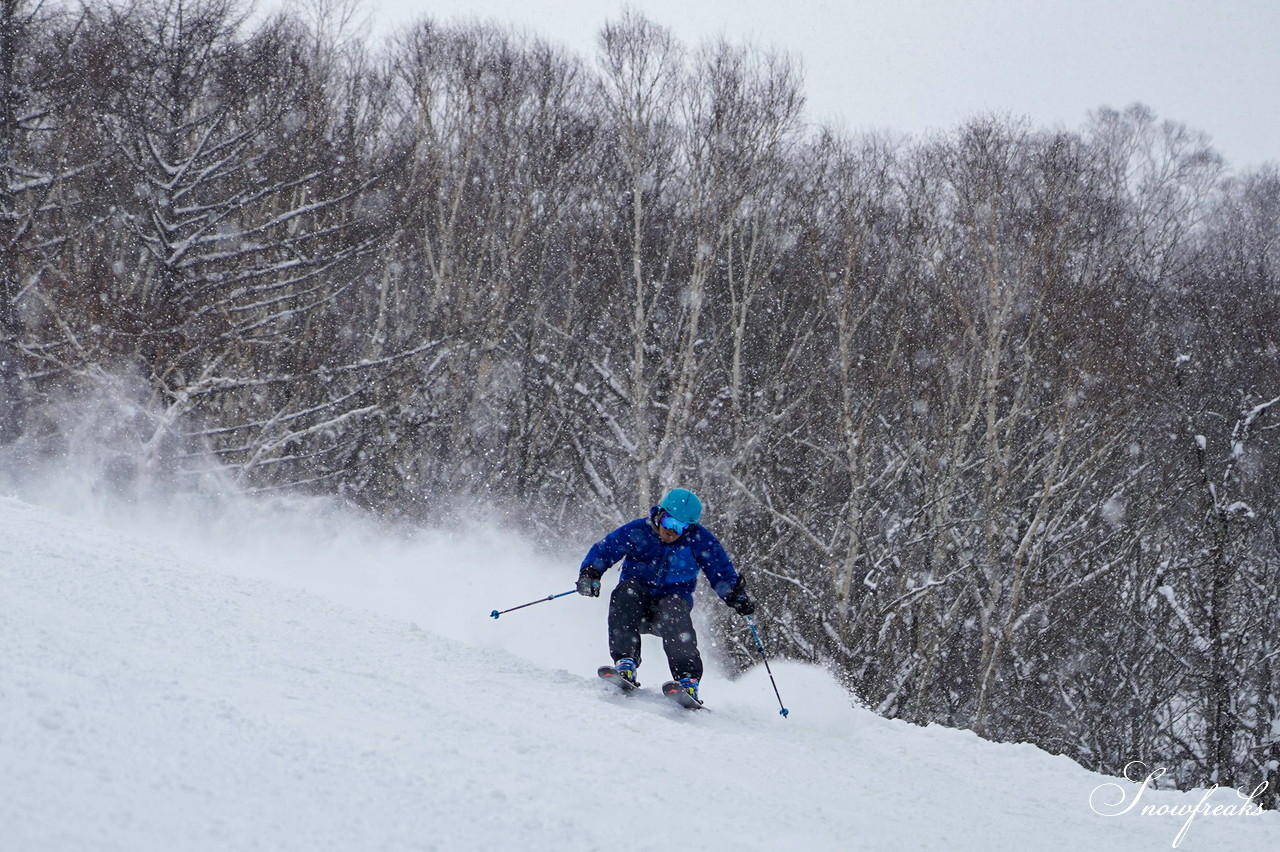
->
xmin=658 ymin=488 xmax=703 ymax=525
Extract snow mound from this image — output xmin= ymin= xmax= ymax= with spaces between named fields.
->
xmin=2 ymin=495 xmax=1277 ymax=851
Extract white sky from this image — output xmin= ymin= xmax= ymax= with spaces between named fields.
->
xmin=353 ymin=0 xmax=1278 ymax=171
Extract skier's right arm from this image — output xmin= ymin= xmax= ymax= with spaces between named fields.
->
xmin=576 ymin=524 xmax=633 ymax=597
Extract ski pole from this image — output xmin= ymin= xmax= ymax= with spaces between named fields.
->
xmin=747 ymin=615 xmax=790 ymax=718
xmin=490 ymin=589 xmax=576 ymax=619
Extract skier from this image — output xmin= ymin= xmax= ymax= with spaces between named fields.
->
xmin=576 ymin=487 xmax=755 ymax=705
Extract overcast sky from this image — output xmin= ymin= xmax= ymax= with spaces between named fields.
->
xmin=355 ymin=0 xmax=1278 ymax=171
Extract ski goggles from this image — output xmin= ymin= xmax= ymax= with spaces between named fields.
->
xmin=657 ymin=511 xmax=692 ymax=536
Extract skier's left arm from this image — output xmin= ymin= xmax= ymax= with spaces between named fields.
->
xmin=693 ymin=529 xmax=755 ymax=616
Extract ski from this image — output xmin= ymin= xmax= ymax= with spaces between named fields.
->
xmin=662 ymin=681 xmax=707 ymax=711
xmin=598 ymin=665 xmax=640 ymax=692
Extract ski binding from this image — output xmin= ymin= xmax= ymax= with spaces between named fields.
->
xmin=598 ymin=665 xmax=640 ymax=692
xmin=662 ymin=680 xmax=706 ymax=710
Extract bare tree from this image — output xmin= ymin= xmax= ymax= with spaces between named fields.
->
xmin=0 ymin=0 xmax=92 ymax=441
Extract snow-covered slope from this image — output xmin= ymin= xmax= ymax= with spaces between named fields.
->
xmin=3 ymin=495 xmax=1277 ymax=851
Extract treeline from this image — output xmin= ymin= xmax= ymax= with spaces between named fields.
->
xmin=2 ymin=0 xmax=1278 ymax=801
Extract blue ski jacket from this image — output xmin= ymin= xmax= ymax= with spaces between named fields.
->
xmin=581 ymin=511 xmax=741 ymax=606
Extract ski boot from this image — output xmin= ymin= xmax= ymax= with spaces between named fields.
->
xmin=615 ymin=657 xmax=640 ymax=688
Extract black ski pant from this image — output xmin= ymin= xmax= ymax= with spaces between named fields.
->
xmin=608 ymin=577 xmax=703 ymax=681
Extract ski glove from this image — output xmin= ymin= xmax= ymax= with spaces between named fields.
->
xmin=577 ymin=566 xmax=602 ymax=597
xmin=726 ymin=578 xmax=755 ymax=616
